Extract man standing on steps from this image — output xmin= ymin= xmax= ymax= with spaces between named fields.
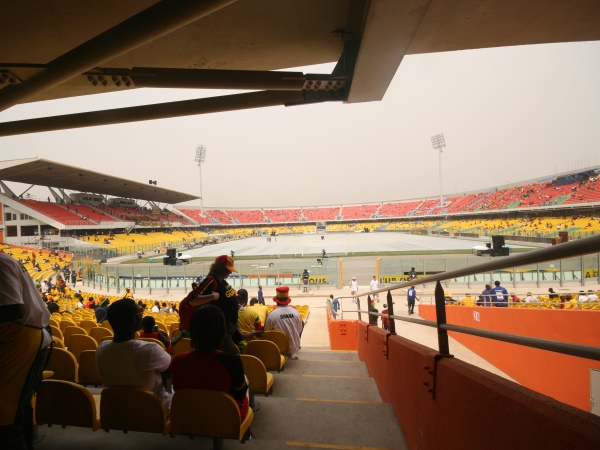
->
xmin=407 ymin=286 xmax=419 ymax=315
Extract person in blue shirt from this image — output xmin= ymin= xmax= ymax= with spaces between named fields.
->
xmin=407 ymin=286 xmax=419 ymax=315
xmin=480 ymin=284 xmax=493 ymax=307
xmin=257 ymin=285 xmax=264 ymax=305
xmin=330 ymin=294 xmax=340 ymax=313
xmin=490 ymin=281 xmax=509 ymax=307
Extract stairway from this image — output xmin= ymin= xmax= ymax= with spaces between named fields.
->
xmin=244 ymin=347 xmax=407 ymax=449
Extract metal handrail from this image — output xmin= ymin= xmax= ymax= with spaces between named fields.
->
xmin=345 ymin=234 xmax=600 ymax=360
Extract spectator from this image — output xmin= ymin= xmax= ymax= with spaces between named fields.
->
xmin=140 ymin=316 xmax=182 ymax=352
xmin=70 ymin=270 xmax=77 ymax=288
xmin=302 ymin=269 xmax=310 ymax=293
xmin=178 ymin=255 xmax=239 ymax=354
xmin=96 ymin=299 xmax=172 ymax=412
xmin=171 ymin=305 xmax=250 ymax=421
xmin=85 ymin=296 xmax=96 ymax=309
xmin=257 ymin=286 xmax=265 ymax=305
xmin=265 ymin=287 xmax=303 ymax=360
xmin=95 ymin=298 xmax=110 ymax=323
xmin=248 ymin=298 xmax=269 ymax=326
xmin=151 ymin=301 xmax=160 ymax=313
xmin=459 ymin=294 xmax=476 ymax=307
xmin=370 ymin=276 xmax=380 ymax=302
xmin=349 ymin=277 xmax=358 ymax=296
xmin=123 ymin=287 xmax=134 ymax=299
xmin=548 ymin=288 xmax=558 ymax=300
xmin=159 ymin=302 xmax=171 ymax=313
xmin=481 ymin=284 xmax=493 ymax=307
xmin=524 ymin=292 xmax=538 ymax=305
xmin=45 ymin=297 xmax=59 ymax=314
xmin=490 ymin=281 xmax=509 ymax=307
xmin=330 ymin=294 xmax=340 ymax=314
xmin=381 ymin=304 xmax=390 ymax=331
xmin=407 ymin=286 xmax=419 ymax=314
xmin=0 ymin=254 xmax=52 ymax=450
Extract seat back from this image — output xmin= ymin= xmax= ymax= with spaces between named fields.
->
xmin=78 ymin=350 xmax=102 ymax=387
xmin=240 ymin=354 xmax=273 ymax=396
xmin=100 ymin=321 xmax=113 ymax=332
xmin=245 ymin=340 xmax=284 ymax=372
xmin=100 ymin=386 xmax=170 ymax=435
xmin=49 ymin=325 xmax=63 ymax=341
xmin=89 ymin=327 xmax=113 ymax=344
xmin=63 ymin=326 xmax=87 ymax=347
xmin=35 ymin=379 xmax=100 ymax=431
xmin=52 ymin=335 xmax=65 ymax=349
xmin=68 ymin=334 xmax=98 ymax=362
xmin=45 ymin=348 xmax=78 ymax=382
xmin=58 ymin=319 xmax=76 ymax=334
xmin=263 ymin=330 xmax=290 ymax=355
xmin=169 ymin=338 xmax=192 ymax=357
xmin=170 ymin=389 xmax=253 ymax=442
xmin=79 ymin=319 xmax=98 ymax=334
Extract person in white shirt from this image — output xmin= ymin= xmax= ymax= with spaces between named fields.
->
xmin=349 ymin=277 xmax=358 ymax=296
xmin=151 ymin=301 xmax=160 ymax=313
xmin=96 ymin=299 xmax=172 ymax=412
xmin=577 ymin=290 xmax=588 ymax=306
xmin=265 ymin=287 xmax=303 ymax=360
xmin=586 ymin=290 xmax=598 ymax=302
xmin=0 ymin=254 xmax=52 ymax=449
xmin=369 ymin=276 xmax=380 ymax=302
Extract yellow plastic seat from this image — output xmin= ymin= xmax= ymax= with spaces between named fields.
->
xmin=100 ymin=386 xmax=170 ymax=435
xmin=100 ymin=321 xmax=113 ymax=332
xmin=78 ymin=350 xmax=102 ymax=387
xmin=245 ymin=340 xmax=285 ymax=372
xmin=79 ymin=319 xmax=98 ymax=334
xmin=51 ymin=336 xmax=65 ymax=349
xmin=45 ymin=348 xmax=78 ymax=382
xmin=170 ymin=389 xmax=254 ymax=449
xmin=63 ymin=326 xmax=87 ymax=347
xmin=170 ymin=338 xmax=192 ymax=357
xmin=68 ymin=334 xmax=98 ymax=362
xmin=49 ymin=325 xmax=63 ymax=341
xmin=35 ymin=379 xmax=100 ymax=431
xmin=262 ymin=330 xmax=290 ymax=357
xmin=89 ymin=327 xmax=113 ymax=344
xmin=58 ymin=319 xmax=76 ymax=334
xmin=240 ymin=354 xmax=274 ymax=397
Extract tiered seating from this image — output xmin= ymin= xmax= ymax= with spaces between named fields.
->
xmin=410 ymin=199 xmax=440 ymax=216
xmin=19 ymin=200 xmax=92 ymax=225
xmin=264 ymin=208 xmax=302 ymax=223
xmin=302 ymin=207 xmax=339 ymax=221
xmin=176 ymin=208 xmax=213 ymax=224
xmin=444 ymin=193 xmax=488 ymax=214
xmin=67 ymin=204 xmax=117 ymax=223
xmin=227 ymin=209 xmax=266 ymax=224
xmin=341 ymin=204 xmax=378 ymax=219
xmin=205 ymin=209 xmax=233 ymax=224
xmin=377 ymin=200 xmax=421 ymax=218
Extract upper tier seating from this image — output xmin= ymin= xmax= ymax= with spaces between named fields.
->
xmin=302 ymin=207 xmax=340 ymax=221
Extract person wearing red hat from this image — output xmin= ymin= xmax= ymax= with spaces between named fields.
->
xmin=264 ymin=286 xmax=303 ymax=359
xmin=178 ymin=255 xmax=239 ymax=353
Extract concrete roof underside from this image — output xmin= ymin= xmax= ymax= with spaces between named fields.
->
xmin=0 ymin=0 xmax=599 ymax=136
xmin=0 ymin=158 xmax=198 ymax=204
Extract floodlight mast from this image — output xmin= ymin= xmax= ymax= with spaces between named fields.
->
xmin=431 ymin=133 xmax=447 ymax=208
xmin=194 ymin=144 xmax=207 ymax=214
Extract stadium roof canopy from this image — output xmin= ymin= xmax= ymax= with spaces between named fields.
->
xmin=0 ymin=0 xmax=599 ymax=136
xmin=0 ymin=158 xmax=198 ymax=204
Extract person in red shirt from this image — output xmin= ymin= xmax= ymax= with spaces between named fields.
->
xmin=171 ymin=304 xmax=249 ymax=422
xmin=381 ymin=304 xmax=390 ymax=331
xmin=139 ymin=316 xmax=182 ymax=352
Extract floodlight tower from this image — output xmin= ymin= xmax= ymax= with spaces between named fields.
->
xmin=195 ymin=144 xmax=207 ymax=214
xmin=431 ymin=133 xmax=447 ymax=207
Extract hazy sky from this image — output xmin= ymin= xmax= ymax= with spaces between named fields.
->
xmin=1 ymin=40 xmax=599 ymax=209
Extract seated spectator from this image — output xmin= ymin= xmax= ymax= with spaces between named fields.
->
xmin=509 ymin=292 xmax=520 ymax=304
xmin=171 ymin=305 xmax=250 ymax=421
xmin=96 ymin=299 xmax=172 ymax=412
xmin=524 ymin=292 xmax=539 ymax=304
xmin=159 ymin=302 xmax=171 ymax=313
xmin=137 ymin=300 xmax=147 ymax=311
xmin=151 ymin=301 xmax=160 ymax=313
xmin=95 ymin=298 xmax=110 ymax=323
xmin=85 ymin=296 xmax=96 ymax=309
xmin=236 ymin=290 xmax=264 ymax=352
xmin=45 ymin=297 xmax=59 ymax=314
xmin=265 ymin=286 xmax=303 ymax=360
xmin=248 ymin=298 xmax=269 ymax=325
xmin=140 ymin=316 xmax=182 ymax=352
xmin=459 ymin=294 xmax=475 ymax=307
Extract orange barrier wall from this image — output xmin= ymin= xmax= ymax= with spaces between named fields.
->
xmin=419 ymin=305 xmax=600 ymax=411
xmin=327 ymin=310 xmax=358 ymax=350
xmin=356 ymin=322 xmax=600 ymax=450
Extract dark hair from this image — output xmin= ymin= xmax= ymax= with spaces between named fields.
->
xmin=189 ymin=304 xmax=226 ymax=353
xmin=142 ymin=316 xmax=156 ymax=332
xmin=494 ymin=281 xmax=500 ymax=286
xmin=249 ymin=298 xmax=258 ymax=306
xmin=237 ymin=289 xmax=248 ymax=304
xmin=208 ymin=263 xmax=231 ymax=279
xmin=107 ymin=299 xmax=140 ymax=332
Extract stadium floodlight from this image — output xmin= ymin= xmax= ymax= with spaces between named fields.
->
xmin=431 ymin=133 xmax=447 ymax=207
xmin=195 ymin=144 xmax=207 ymax=214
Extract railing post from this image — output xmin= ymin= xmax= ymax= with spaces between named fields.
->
xmin=387 ymin=291 xmax=396 ymax=335
xmin=434 ymin=281 xmax=450 ymax=355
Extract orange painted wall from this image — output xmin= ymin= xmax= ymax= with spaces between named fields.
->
xmin=327 ymin=310 xmax=358 ymax=350
xmin=419 ymin=305 xmax=600 ymax=411
xmin=356 ymin=321 xmax=600 ymax=450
